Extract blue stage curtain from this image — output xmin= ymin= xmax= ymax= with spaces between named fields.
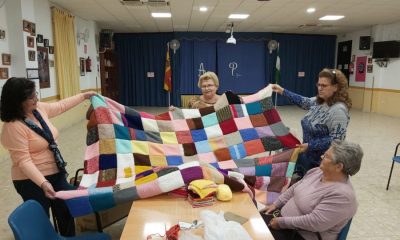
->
xmin=217 ymin=40 xmax=267 ymax=94
xmin=114 ymin=33 xmax=173 ymax=106
xmin=271 ymin=34 xmax=336 ymax=105
xmin=114 ymin=32 xmax=335 ymax=106
xmin=179 ymin=40 xmax=217 ymax=95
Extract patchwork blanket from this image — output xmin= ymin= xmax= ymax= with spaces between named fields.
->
xmin=56 ymin=85 xmax=301 ymax=217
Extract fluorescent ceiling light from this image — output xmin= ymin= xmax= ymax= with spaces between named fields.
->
xmin=228 ymin=14 xmax=249 ymax=19
xmin=319 ymin=15 xmax=344 ymax=21
xmin=151 ymin=12 xmax=171 ymax=18
xmin=306 ymin=8 xmax=316 ymax=13
xmin=199 ymin=6 xmax=208 ymax=12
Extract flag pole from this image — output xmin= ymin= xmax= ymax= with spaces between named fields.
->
xmin=274 ymin=43 xmax=280 ymax=109
xmin=168 ymin=42 xmax=171 ymax=106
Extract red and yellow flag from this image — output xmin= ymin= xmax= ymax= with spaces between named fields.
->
xmin=163 ymin=44 xmax=172 ymax=92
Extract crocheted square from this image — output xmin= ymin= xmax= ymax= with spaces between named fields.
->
xmin=171 ymin=119 xmax=190 ymax=132
xmin=99 ymin=154 xmax=117 ymax=170
xmin=202 ymin=112 xmax=219 ymax=127
xmin=208 ymin=136 xmax=227 ymax=150
xmin=171 ymin=108 xmax=184 ymax=120
xmin=175 ymin=131 xmax=193 ymax=144
xmin=157 ymin=170 xmax=185 ymax=192
xmin=180 ymin=166 xmax=204 ymax=184
xmin=145 ymin=131 xmax=162 ymax=144
xmin=97 ymin=169 xmax=117 ymax=187
xmin=150 ymin=155 xmax=168 ymax=166
xmin=216 ymin=105 xmax=233 ymax=123
xmin=123 ymin=111 xmax=144 ymax=130
xmin=89 ymin=187 xmax=115 ymax=212
xmin=244 ymin=139 xmax=265 ymax=156
xmin=162 ymin=143 xmax=181 ymax=156
xmin=219 ymin=118 xmax=238 ymax=135
xmin=160 ymin=132 xmax=178 ymax=144
xmin=223 ymin=131 xmax=243 ymax=146
xmin=255 ymin=164 xmax=272 ymax=176
xmin=142 ymin=118 xmax=159 ymax=132
xmin=115 ymin=139 xmax=132 ymax=154
xmin=136 ymin=179 xmax=163 ymax=199
xmin=204 ymin=124 xmax=223 ymax=139
xmin=245 ymin=101 xmax=263 ymax=115
xmin=134 ymin=129 xmax=147 ymax=141
xmin=214 ymin=148 xmax=231 ymax=161
xmin=234 ymin=116 xmax=253 ymax=130
xmin=84 ymin=156 xmax=99 ymax=174
xmin=271 ymin=162 xmax=289 ymax=177
xmin=194 ymin=140 xmax=212 ymax=154
xmin=166 ymin=156 xmax=184 ymax=165
xmin=85 ymin=142 xmax=99 ymax=160
xmin=191 ymin=129 xmax=208 ymax=142
xmin=239 ymin=128 xmax=259 ymax=142
xmin=270 ymin=122 xmax=290 ymax=136
xmin=95 ymin=107 xmax=113 ymax=124
xmin=114 ymin=124 xmax=130 ymax=140
xmin=86 ymin=127 xmax=99 ymax=146
xmin=228 ymin=144 xmax=246 ymax=160
xmin=249 ymin=114 xmax=268 ymax=127
xmin=182 ymin=143 xmax=197 ymax=156
xmin=255 ymin=126 xmax=274 ymax=138
xmin=133 ymin=153 xmax=151 ymax=166
xmin=98 ymin=124 xmax=115 ymax=139
xmin=261 ymin=136 xmax=283 ymax=151
xmin=217 ymin=159 xmax=237 ymax=169
xmin=197 ymin=152 xmax=217 ymax=163
xmin=199 ymin=106 xmax=215 ymax=116
xmin=182 ymin=109 xmax=201 ymax=118
xmin=99 ymin=139 xmax=116 ymax=154
xmin=116 ymin=153 xmax=134 ymax=178
xmin=157 ymin=120 xmax=175 ymax=132
xmin=149 ymin=142 xmax=164 ymax=155
xmin=131 ymin=140 xmax=149 ymax=155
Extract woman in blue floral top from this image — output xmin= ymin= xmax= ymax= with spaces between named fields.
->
xmin=271 ymin=68 xmax=352 ymax=174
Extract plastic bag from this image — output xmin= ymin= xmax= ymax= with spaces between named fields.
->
xmin=201 ymin=210 xmax=252 ymax=240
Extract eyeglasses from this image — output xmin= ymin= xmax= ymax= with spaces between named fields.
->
xmin=201 ymin=84 xmax=215 ymax=89
xmin=316 ymin=83 xmax=331 ymax=89
xmin=27 ymin=91 xmax=39 ymax=100
xmin=321 ymin=154 xmax=332 ymax=161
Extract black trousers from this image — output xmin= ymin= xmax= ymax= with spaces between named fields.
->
xmin=261 ymin=213 xmax=305 ymax=240
xmin=13 ymin=172 xmax=76 ymax=237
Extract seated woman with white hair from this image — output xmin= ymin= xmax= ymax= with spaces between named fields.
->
xmin=262 ymin=140 xmax=363 ymax=240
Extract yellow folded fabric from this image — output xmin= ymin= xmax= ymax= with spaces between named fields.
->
xmin=188 ymin=179 xmax=218 ymax=199
xmin=216 ymin=184 xmax=232 ymax=201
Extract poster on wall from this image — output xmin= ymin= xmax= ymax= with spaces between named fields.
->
xmin=355 ymin=56 xmax=367 ymax=82
xmin=37 ymin=46 xmax=50 ymax=88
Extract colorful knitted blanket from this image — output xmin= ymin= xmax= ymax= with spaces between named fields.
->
xmin=56 ymin=85 xmax=300 ymax=217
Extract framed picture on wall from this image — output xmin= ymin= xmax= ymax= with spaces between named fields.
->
xmin=44 ymin=39 xmax=49 ymax=47
xmin=28 ymin=50 xmax=36 ymax=61
xmin=0 ymin=68 xmax=9 ymax=79
xmin=37 ymin=46 xmax=50 ymax=88
xmin=26 ymin=68 xmax=39 ymax=79
xmin=79 ymin=57 xmax=85 ymax=76
xmin=2 ymin=53 xmax=11 ymax=65
xmin=23 ymin=20 xmax=31 ymax=32
xmin=36 ymin=34 xmax=43 ymax=43
xmin=0 ymin=30 xmax=5 ymax=40
xmin=27 ymin=36 xmax=35 ymax=48
xmin=30 ymin=22 xmax=36 ymax=36
xmin=49 ymin=46 xmax=54 ymax=54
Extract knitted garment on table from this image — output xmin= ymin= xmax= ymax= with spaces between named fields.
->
xmin=56 ymin=85 xmax=301 ymax=217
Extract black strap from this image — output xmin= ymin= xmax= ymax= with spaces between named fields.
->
xmin=22 ymin=110 xmax=67 ymax=175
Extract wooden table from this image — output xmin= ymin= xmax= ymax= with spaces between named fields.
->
xmin=121 ymin=192 xmax=274 ymax=240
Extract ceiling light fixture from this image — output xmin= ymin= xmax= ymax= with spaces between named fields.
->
xmin=306 ymin=8 xmax=316 ymax=13
xmin=151 ymin=12 xmax=171 ymax=18
xmin=199 ymin=6 xmax=208 ymax=12
xmin=228 ymin=14 xmax=249 ymax=19
xmin=319 ymin=15 xmax=344 ymax=21
xmin=226 ymin=23 xmax=236 ymax=45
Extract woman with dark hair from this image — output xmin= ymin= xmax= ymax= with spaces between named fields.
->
xmin=271 ymin=68 xmax=351 ymax=174
xmin=0 ymin=77 xmax=96 ymax=236
xmin=263 ymin=140 xmax=363 ymax=240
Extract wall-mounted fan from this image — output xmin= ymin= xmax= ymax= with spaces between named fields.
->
xmin=170 ymin=39 xmax=180 ymax=54
xmin=268 ymin=39 xmax=278 ymax=54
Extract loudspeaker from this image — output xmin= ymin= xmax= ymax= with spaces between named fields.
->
xmin=359 ymin=36 xmax=371 ymax=50
xmin=100 ymin=32 xmax=112 ymax=50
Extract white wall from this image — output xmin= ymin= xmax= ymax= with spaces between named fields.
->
xmin=337 ymin=21 xmax=400 ymax=90
xmin=0 ymin=0 xmax=100 ymax=100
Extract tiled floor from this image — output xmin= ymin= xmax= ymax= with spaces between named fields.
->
xmin=1 ymin=106 xmax=400 ymax=239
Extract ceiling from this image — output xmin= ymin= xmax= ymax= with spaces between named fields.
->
xmin=49 ymin=0 xmax=400 ymax=35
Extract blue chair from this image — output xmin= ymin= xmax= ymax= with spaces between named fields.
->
xmin=337 ymin=218 xmax=352 ymax=240
xmin=386 ymin=143 xmax=400 ymax=190
xmin=8 ymin=200 xmax=111 ymax=240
